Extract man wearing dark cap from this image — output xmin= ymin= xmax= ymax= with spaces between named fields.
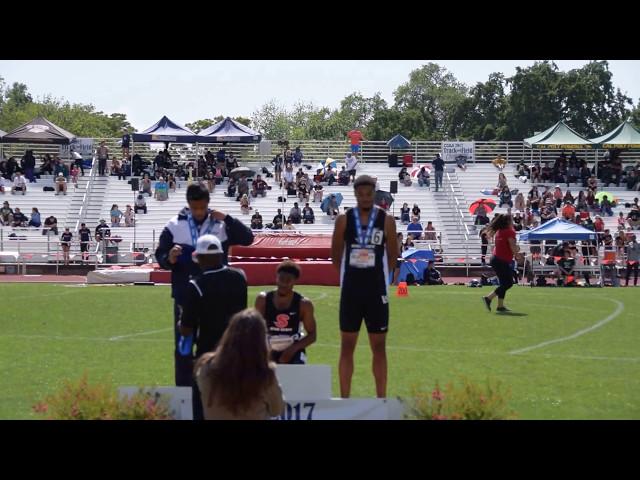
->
xmin=331 ymin=175 xmax=398 ymax=398
xmin=155 ymin=183 xmax=254 ymax=386
xmin=179 ymin=234 xmax=248 ymax=420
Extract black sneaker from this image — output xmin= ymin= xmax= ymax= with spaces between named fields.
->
xmin=482 ymin=296 xmax=491 ymax=312
xmin=496 ymin=306 xmax=512 ymax=313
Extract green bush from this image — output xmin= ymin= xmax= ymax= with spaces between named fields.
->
xmin=404 ymin=376 xmax=518 ymax=420
xmin=32 ymin=372 xmax=174 ymax=420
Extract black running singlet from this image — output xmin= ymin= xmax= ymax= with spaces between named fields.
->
xmin=265 ymin=291 xmax=303 ymax=338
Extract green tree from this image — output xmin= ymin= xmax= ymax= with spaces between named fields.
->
xmin=4 ymin=82 xmax=33 ymax=108
xmin=393 ymin=63 xmax=468 ymax=139
xmin=251 ymin=100 xmax=291 ymax=141
xmin=558 ymin=61 xmax=633 ymax=137
xmin=462 ymin=73 xmax=507 ymax=140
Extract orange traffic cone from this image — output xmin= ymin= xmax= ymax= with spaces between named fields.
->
xmin=396 ymin=281 xmax=409 ymax=297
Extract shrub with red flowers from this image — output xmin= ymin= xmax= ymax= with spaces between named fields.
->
xmin=32 ymin=372 xmax=174 ymax=420
xmin=404 ymin=376 xmax=517 ymax=420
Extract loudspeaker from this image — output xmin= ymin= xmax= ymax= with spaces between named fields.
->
xmin=388 ymin=154 xmax=398 ymax=167
xmin=390 ymin=181 xmax=398 ymax=194
xmin=130 ymin=178 xmax=139 ymax=191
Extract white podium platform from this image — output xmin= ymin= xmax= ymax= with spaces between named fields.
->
xmin=120 ymin=364 xmax=406 ymax=420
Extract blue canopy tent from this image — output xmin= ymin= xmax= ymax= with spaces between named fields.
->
xmin=132 ymin=115 xmax=200 ymax=144
xmin=386 ymin=134 xmax=412 ymax=150
xmin=197 ymin=117 xmax=262 ymax=143
xmin=397 ymin=248 xmax=436 ymax=283
xmin=518 ymin=218 xmax=597 ymax=241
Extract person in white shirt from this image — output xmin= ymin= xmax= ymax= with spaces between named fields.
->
xmin=12 ymin=173 xmax=27 ymax=195
xmin=345 ymin=153 xmax=358 ymax=183
xmin=71 ymin=149 xmax=84 ymax=176
xmin=0 ymin=176 xmax=6 ymax=194
xmin=283 ymin=165 xmax=295 ymax=191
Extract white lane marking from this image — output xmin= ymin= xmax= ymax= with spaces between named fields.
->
xmin=108 ymin=328 xmax=173 ymax=341
xmin=509 ymin=299 xmax=625 ymax=355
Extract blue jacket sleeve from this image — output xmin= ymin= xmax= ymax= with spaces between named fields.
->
xmin=224 ymin=215 xmax=255 ymax=247
xmin=155 ymin=226 xmax=176 ymax=271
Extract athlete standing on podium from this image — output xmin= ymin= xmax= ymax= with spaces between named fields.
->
xmin=331 ymin=175 xmax=398 ymax=398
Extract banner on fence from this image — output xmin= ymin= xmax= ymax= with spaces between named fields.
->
xmin=441 ymin=141 xmax=475 ymax=164
xmin=60 ymin=137 xmax=94 ymax=168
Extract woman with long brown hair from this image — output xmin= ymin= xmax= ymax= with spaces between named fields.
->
xmin=482 ymin=214 xmax=519 ymax=313
xmin=194 ymin=308 xmax=285 ymax=420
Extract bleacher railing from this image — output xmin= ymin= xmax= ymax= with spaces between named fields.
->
xmin=74 ymin=156 xmax=97 ymax=232
xmin=444 ymin=170 xmax=472 ymax=274
xmin=4 ymin=139 xmax=640 ymax=168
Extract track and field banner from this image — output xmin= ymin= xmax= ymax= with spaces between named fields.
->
xmin=60 ymin=137 xmax=94 ymax=168
xmin=441 ymin=141 xmax=474 ymax=164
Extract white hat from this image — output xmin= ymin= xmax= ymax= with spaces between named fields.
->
xmin=194 ymin=234 xmax=223 ymax=255
xmin=58 ymin=172 xmax=63 ymax=176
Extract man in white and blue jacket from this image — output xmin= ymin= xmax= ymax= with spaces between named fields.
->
xmin=155 ymin=183 xmax=254 ymax=386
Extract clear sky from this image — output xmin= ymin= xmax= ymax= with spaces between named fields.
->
xmin=0 ymin=60 xmax=638 ymax=131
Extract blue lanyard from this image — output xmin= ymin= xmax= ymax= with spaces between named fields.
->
xmin=353 ymin=207 xmax=378 ymax=248
xmin=187 ymin=210 xmax=218 ymax=248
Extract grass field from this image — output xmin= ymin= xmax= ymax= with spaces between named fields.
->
xmin=0 ymin=283 xmax=638 ymax=419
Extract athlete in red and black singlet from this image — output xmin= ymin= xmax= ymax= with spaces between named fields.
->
xmin=264 ymin=290 xmax=306 ymax=364
xmin=339 ymin=205 xmax=390 ymax=333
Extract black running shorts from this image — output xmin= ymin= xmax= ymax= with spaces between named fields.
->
xmin=339 ymin=290 xmax=389 ymax=334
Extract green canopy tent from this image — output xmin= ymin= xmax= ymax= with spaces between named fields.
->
xmin=589 ymin=120 xmax=640 ymax=180
xmin=523 ymin=120 xmax=596 ymax=173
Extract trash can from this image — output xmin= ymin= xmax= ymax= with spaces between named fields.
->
xmin=402 ymin=154 xmax=413 ymax=167
xmin=106 ymin=245 xmax=119 ymax=264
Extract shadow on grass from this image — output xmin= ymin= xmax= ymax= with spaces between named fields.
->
xmin=496 ymin=312 xmax=528 ymax=317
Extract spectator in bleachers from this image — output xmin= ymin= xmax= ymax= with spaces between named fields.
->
xmin=226 ymin=153 xmax=238 ymax=174
xmin=345 ymin=153 xmax=358 ymax=183
xmin=289 ymin=202 xmax=302 ymax=224
xmin=627 ymin=207 xmax=640 ymax=229
xmin=514 ymin=191 xmax=525 ymax=212
xmin=21 ymin=150 xmax=36 ymax=183
xmin=523 ymin=208 xmax=535 ymax=229
xmin=11 ymin=172 xmax=27 ymax=195
xmin=216 ymin=147 xmax=226 ymax=165
xmin=302 ymin=203 xmax=315 ymax=224
xmin=587 ymin=175 xmax=598 ymax=194
xmin=424 ymin=221 xmax=437 ymax=241
xmin=338 ymin=166 xmax=350 ymax=186
xmin=326 ymin=193 xmax=339 ymax=219
xmin=205 ymin=171 xmax=215 ymax=193
xmin=70 ymin=164 xmax=80 ymax=188
xmin=561 ymin=201 xmax=576 ymax=221
xmin=312 ymin=180 xmax=323 ymax=203
xmin=167 ymin=174 xmax=177 ymax=192
xmin=407 ymin=216 xmax=423 ymax=240
xmin=110 ymin=204 xmax=123 ymax=227
xmin=110 ymin=157 xmax=121 ymax=178
xmin=492 ymin=154 xmax=507 ymax=170
xmin=540 ymin=204 xmax=556 ymax=224
xmin=251 ymin=210 xmax=263 ymax=230
xmin=134 ymin=194 xmax=148 ymax=214
xmin=78 ymin=223 xmax=91 ymax=263
xmin=124 ymin=205 xmax=134 ymax=227
xmin=70 ymin=148 xmax=84 ymax=176
xmin=0 ymin=175 xmax=6 ymax=193
xmin=28 ymin=208 xmax=41 ymax=228
xmin=593 ymin=215 xmax=605 ymax=233
xmin=553 ymin=186 xmax=563 ymax=208
xmin=563 ymin=189 xmax=574 ymax=205
xmin=95 ymin=219 xmax=111 ymax=243
xmin=497 ymin=172 xmax=508 ymax=190
xmin=40 ymin=154 xmax=54 ymax=176
xmin=479 ymin=226 xmax=489 ymax=265
xmin=297 ymin=175 xmax=310 ymax=202
xmin=284 ymin=147 xmax=293 ymax=165
xmin=499 ymin=186 xmax=513 ymax=208
xmin=6 ymin=157 xmax=19 ymax=178
xmin=214 ymin=166 xmax=224 ymax=185
xmin=411 ymin=203 xmax=421 ymax=221
xmin=512 ymin=211 xmax=524 ymax=231
xmin=283 ymin=219 xmax=296 ymax=231
xmin=251 ymin=175 xmax=268 ymax=198
xmin=600 ymin=195 xmax=614 ymax=217
xmin=55 ymin=173 xmax=67 ymax=195
xmin=11 ymin=207 xmax=28 ymax=227
xmin=601 ymin=229 xmax=614 ymax=248
xmin=272 ymin=209 xmax=285 ymax=229
xmin=516 ymin=160 xmax=530 ymax=179
xmin=141 ymin=174 xmax=152 ymax=196
xmin=618 ymin=211 xmax=626 ymax=229
xmin=400 ymin=202 xmax=410 ymax=224
xmin=60 ymin=227 xmax=73 ymax=266
xmin=43 ymin=215 xmax=58 ymax=236
xmin=541 ymin=162 xmax=552 ymax=182
xmin=293 ymin=146 xmax=304 ymax=167
xmin=555 ymin=247 xmax=576 ymax=286
xmin=155 ymin=177 xmax=169 ymax=201
xmin=271 ymin=154 xmax=284 ymax=184
xmin=625 ymin=234 xmax=640 ymax=287
xmin=576 ymin=190 xmax=588 ymax=211
xmin=226 ymin=177 xmax=237 ymax=198
xmin=323 ymin=166 xmax=336 ymax=186
xmin=236 ymin=176 xmax=249 ymax=201
xmin=527 ymin=186 xmax=541 ymax=214
xmin=417 ymin=166 xmax=430 ymax=188
xmin=283 ymin=165 xmax=295 ymax=190
xmin=240 ymin=194 xmax=251 ymax=215
xmin=399 ymin=167 xmax=412 ymax=186
xmin=432 ymin=153 xmax=445 ymax=191
xmin=475 ymin=203 xmax=489 ymax=226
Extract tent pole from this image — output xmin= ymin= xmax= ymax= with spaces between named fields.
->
xmin=594 ymin=149 xmax=598 ymax=177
